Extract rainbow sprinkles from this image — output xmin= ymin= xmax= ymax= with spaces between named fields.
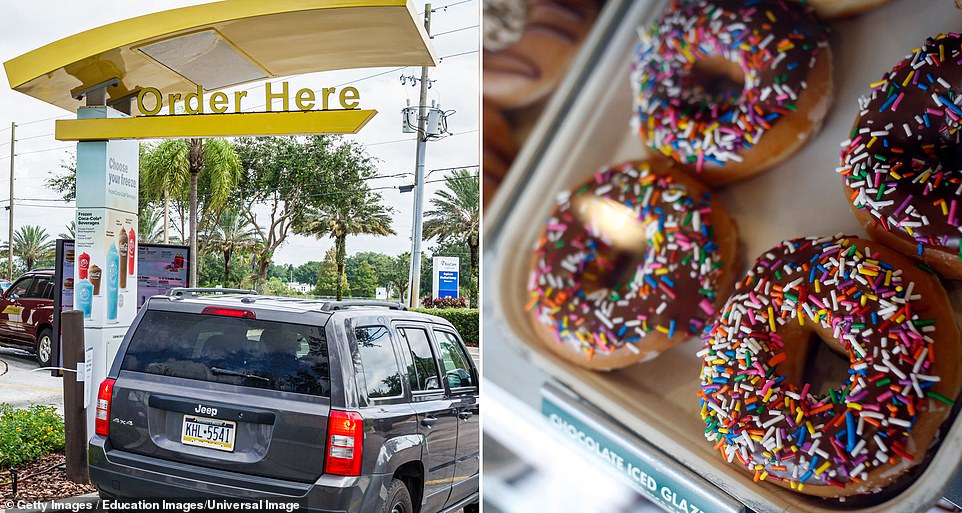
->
xmin=698 ymin=235 xmax=951 ymax=493
xmin=528 ymin=161 xmax=726 ymax=360
xmin=631 ymin=0 xmax=828 ymax=171
xmin=839 ymin=33 xmax=962 ymax=261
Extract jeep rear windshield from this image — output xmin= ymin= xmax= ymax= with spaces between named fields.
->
xmin=121 ymin=310 xmax=330 ymax=397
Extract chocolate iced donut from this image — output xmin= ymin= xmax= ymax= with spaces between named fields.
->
xmin=840 ymin=33 xmax=962 ymax=279
xmin=632 ymin=0 xmax=832 ymax=186
xmin=483 ymin=0 xmax=598 ymax=109
xmin=699 ymin=235 xmax=962 ymax=497
xmin=528 ymin=159 xmax=738 ymax=370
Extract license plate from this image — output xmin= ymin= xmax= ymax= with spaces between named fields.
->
xmin=181 ymin=415 xmax=236 ymax=452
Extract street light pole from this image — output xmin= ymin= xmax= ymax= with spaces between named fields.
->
xmin=406 ymin=3 xmax=431 ymax=309
xmin=8 ymin=122 xmax=14 ymax=279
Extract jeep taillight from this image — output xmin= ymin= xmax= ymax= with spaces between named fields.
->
xmin=95 ymin=378 xmax=116 ymax=437
xmin=325 ymin=410 xmax=363 ymax=476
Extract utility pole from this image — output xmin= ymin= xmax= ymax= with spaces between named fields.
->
xmin=406 ymin=3 xmax=431 ymax=309
xmin=7 ymin=122 xmax=14 ymax=279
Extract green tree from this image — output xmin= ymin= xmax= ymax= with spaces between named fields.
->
xmin=198 ymin=251 xmax=249 ymax=288
xmin=422 ymin=169 xmax=480 ymax=304
xmin=58 ymin=221 xmax=75 ymax=240
xmin=7 ymin=226 xmax=55 ymax=271
xmin=345 ymin=252 xmax=394 ymax=290
xmin=233 ymin=136 xmax=345 ymax=291
xmin=45 ymin=155 xmax=77 ymax=202
xmin=293 ymin=261 xmax=322 ymax=286
xmin=315 ymin=249 xmax=351 ymax=297
xmin=141 ymin=138 xmax=241 ymax=285
xmin=297 ymin=142 xmax=395 ymax=300
xmin=351 ymin=261 xmax=378 ymax=298
xmin=386 ymin=253 xmax=410 ymax=300
xmin=209 ymin=208 xmax=259 ymax=284
xmin=138 ymin=207 xmax=166 ymax=244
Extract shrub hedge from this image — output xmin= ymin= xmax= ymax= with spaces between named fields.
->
xmin=413 ymin=308 xmax=479 ymax=346
xmin=0 ymin=403 xmax=65 ymax=469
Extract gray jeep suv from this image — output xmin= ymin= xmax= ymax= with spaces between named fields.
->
xmin=88 ymin=290 xmax=480 ymax=513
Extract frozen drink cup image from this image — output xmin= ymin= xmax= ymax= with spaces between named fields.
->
xmin=76 ymin=279 xmax=93 ymax=319
xmin=128 ymin=227 xmax=136 ymax=276
xmin=78 ymin=252 xmax=90 ymax=279
xmin=107 ymin=244 xmax=119 ymax=322
xmin=119 ymin=228 xmax=128 ymax=289
xmin=174 ymin=253 xmax=184 ymax=270
xmin=89 ymin=265 xmax=102 ymax=295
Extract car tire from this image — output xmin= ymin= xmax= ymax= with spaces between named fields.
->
xmin=35 ymin=328 xmax=53 ymax=367
xmin=463 ymin=502 xmax=479 ymax=513
xmin=381 ymin=478 xmax=413 ymax=513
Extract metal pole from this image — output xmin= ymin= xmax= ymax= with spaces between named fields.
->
xmin=62 ymin=310 xmax=89 ymax=484
xmin=407 ymin=3 xmax=431 ymax=309
xmin=8 ymin=122 xmax=14 ymax=279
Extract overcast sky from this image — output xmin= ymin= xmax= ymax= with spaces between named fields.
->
xmin=0 ymin=0 xmax=479 ymax=269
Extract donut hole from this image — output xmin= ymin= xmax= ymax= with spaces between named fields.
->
xmin=688 ymin=57 xmax=746 ymax=105
xmin=801 ymin=334 xmax=851 ymax=398
xmin=572 ymin=195 xmax=648 ymax=295
xmin=777 ymin=326 xmax=851 ymax=399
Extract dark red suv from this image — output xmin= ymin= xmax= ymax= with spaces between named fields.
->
xmin=0 ymin=268 xmax=55 ymax=366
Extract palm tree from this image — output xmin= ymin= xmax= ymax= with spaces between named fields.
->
xmin=138 ymin=207 xmax=165 ymax=244
xmin=423 ymin=170 xmax=480 ymax=300
xmin=141 ymin=138 xmax=241 ymax=285
xmin=8 ymin=225 xmax=55 ymax=271
xmin=300 ymin=192 xmax=395 ymax=300
xmin=59 ymin=221 xmax=75 ymax=240
xmin=209 ymin=208 xmax=260 ymax=283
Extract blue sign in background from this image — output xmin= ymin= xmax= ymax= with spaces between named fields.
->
xmin=438 ymin=270 xmax=459 ymax=298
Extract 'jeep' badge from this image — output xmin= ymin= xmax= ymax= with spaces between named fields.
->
xmin=195 ymin=404 xmax=218 ymax=417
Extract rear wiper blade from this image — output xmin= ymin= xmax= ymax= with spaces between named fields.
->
xmin=211 ymin=367 xmax=271 ymax=382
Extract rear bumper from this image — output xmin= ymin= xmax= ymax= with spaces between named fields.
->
xmin=89 ymin=436 xmax=388 ymax=513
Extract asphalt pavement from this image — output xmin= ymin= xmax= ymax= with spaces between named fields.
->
xmin=0 ymin=346 xmax=65 ymax=413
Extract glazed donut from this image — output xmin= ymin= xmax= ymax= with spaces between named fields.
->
xmin=698 ymin=235 xmax=962 ymax=497
xmin=483 ymin=0 xmax=598 ymax=109
xmin=483 ymin=102 xmax=517 ymax=208
xmin=528 ymin=159 xmax=738 ymax=370
xmin=632 ymin=0 xmax=833 ymax=186
xmin=840 ymin=33 xmax=962 ymax=279
xmin=806 ymin=0 xmax=891 ymax=20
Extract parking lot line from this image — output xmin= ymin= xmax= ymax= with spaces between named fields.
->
xmin=0 ymin=382 xmax=61 ymax=393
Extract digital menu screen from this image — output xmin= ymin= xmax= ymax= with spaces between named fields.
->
xmin=137 ymin=243 xmax=190 ymax=308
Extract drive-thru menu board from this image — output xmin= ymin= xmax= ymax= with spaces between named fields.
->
xmin=136 ymin=243 xmax=189 ymax=308
xmin=52 ymin=240 xmax=190 ymax=374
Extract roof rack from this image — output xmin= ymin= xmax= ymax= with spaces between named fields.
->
xmin=318 ymin=300 xmax=407 ymax=311
xmin=167 ymin=287 xmax=257 ymax=298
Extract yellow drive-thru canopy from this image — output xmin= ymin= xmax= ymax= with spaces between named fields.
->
xmin=3 ymin=0 xmax=437 ymax=115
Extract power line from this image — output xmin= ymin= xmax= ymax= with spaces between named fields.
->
xmin=432 ymin=24 xmax=478 ymax=37
xmin=14 ymin=133 xmax=55 ymax=142
xmin=438 ymin=49 xmax=478 ymax=61
xmin=14 ymin=145 xmax=73 ymax=156
xmin=16 ymin=114 xmax=70 ymax=127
